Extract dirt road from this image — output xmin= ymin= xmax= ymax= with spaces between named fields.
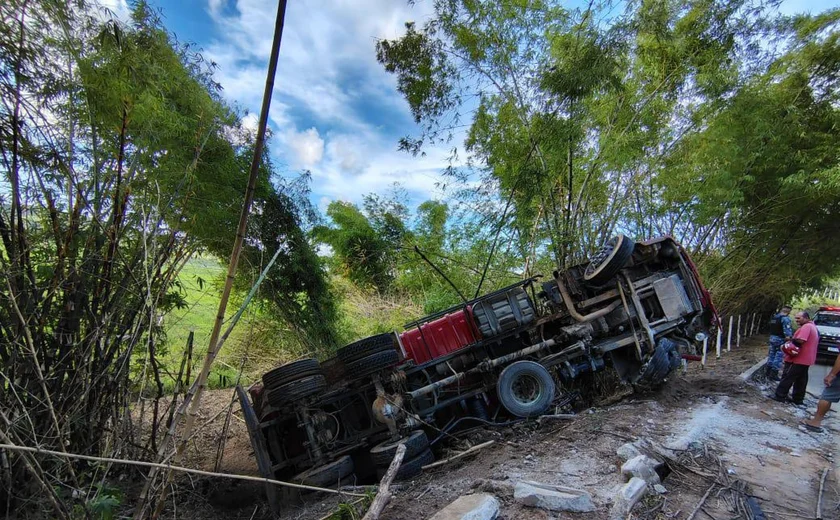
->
xmin=169 ymin=336 xmax=840 ymax=519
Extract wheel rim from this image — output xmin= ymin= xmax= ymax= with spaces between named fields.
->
xmin=510 ymin=374 xmax=542 ymax=406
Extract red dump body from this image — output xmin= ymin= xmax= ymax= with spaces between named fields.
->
xmin=399 ymin=307 xmax=479 ymax=365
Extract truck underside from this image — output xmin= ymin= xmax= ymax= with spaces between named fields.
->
xmin=240 ymin=235 xmax=716 ymax=506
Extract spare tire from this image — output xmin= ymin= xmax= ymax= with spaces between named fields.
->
xmin=266 ymin=375 xmax=326 ymax=407
xmin=496 ymin=361 xmax=555 ymax=418
xmin=262 ymin=358 xmax=322 ymax=390
xmin=344 ymin=349 xmax=399 ymax=380
xmin=584 ymin=234 xmax=634 ymax=286
xmin=370 ymin=430 xmax=429 ymax=468
xmin=337 ymin=333 xmax=396 ymax=364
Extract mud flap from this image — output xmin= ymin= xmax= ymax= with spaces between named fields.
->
xmin=236 ymin=385 xmax=282 ymax=514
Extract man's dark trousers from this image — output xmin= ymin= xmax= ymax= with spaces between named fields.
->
xmin=775 ymin=362 xmax=810 ymax=404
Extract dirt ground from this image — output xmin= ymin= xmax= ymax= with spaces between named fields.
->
xmin=149 ymin=336 xmax=840 ymax=520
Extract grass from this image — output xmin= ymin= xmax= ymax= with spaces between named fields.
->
xmin=140 ymin=255 xmax=260 ymax=393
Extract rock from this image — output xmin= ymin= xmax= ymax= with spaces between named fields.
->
xmin=616 ymin=443 xmax=643 ymax=461
xmin=653 ymin=484 xmax=668 ymax=494
xmin=609 ymin=477 xmax=648 ymax=520
xmin=429 ymin=493 xmax=500 ymax=520
xmin=620 ymin=455 xmax=661 ymax=485
xmin=513 ymin=481 xmax=595 ymax=513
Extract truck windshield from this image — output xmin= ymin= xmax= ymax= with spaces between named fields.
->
xmin=815 ymin=313 xmax=840 ymax=327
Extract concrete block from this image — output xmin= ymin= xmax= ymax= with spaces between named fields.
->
xmin=616 ymin=442 xmax=643 ymax=461
xmin=620 ymin=455 xmax=661 ymax=484
xmin=429 ymin=493 xmax=500 ymax=520
xmin=513 ymin=481 xmax=595 ymax=513
xmin=609 ymin=477 xmax=648 ymax=520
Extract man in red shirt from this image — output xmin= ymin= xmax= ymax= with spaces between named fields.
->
xmin=771 ymin=311 xmax=820 ymax=405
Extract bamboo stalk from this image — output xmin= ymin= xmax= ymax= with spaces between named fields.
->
xmin=138 ymin=242 xmax=285 ymax=517
xmin=162 ymin=0 xmax=291 ymax=485
xmin=362 ymin=443 xmax=407 ymax=520
xmin=0 ymin=442 xmax=366 ymax=498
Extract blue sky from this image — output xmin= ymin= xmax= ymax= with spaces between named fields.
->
xmin=102 ymin=0 xmax=839 ymax=212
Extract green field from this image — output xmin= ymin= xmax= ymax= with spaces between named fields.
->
xmin=152 ymin=256 xmax=266 ymax=392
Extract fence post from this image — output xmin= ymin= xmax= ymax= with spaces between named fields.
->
xmin=715 ymin=326 xmax=722 ymax=359
xmin=736 ymin=315 xmax=742 ymax=347
xmin=727 ymin=315 xmax=733 ymax=352
xmin=701 ymin=336 xmax=708 ymax=368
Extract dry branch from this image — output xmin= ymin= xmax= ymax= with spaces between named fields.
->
xmin=686 ymin=484 xmax=715 ymax=520
xmin=816 ymin=467 xmax=830 ymax=520
xmin=362 ymin=443 xmax=406 ymax=520
xmin=421 ymin=440 xmax=495 ymax=471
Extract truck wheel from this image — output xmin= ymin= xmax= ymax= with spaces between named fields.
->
xmin=376 ymin=448 xmax=435 ymax=481
xmin=337 ymin=333 xmax=396 ymax=364
xmin=497 ymin=361 xmax=555 ymax=418
xmin=266 ymin=375 xmax=326 ymax=407
xmin=370 ymin=430 xmax=429 ymax=467
xmin=262 ymin=358 xmax=322 ymax=390
xmin=294 ymin=455 xmax=354 ymax=488
xmin=344 ymin=349 xmax=399 ymax=379
xmin=584 ymin=234 xmax=634 ymax=285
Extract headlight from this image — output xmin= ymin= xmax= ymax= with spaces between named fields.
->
xmin=695 ymin=332 xmax=708 ymax=342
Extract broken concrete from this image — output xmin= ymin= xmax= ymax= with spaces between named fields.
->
xmin=616 ymin=442 xmax=643 ymax=461
xmin=428 ymin=493 xmax=500 ymax=520
xmin=609 ymin=477 xmax=648 ymax=520
xmin=513 ymin=481 xmax=595 ymax=513
xmin=620 ymin=455 xmax=661 ymax=484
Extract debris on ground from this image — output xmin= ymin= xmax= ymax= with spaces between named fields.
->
xmin=427 ymin=493 xmax=500 ymax=520
xmin=513 ymin=481 xmax=595 ymax=512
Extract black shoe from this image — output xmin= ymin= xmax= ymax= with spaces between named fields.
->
xmin=768 ymin=394 xmax=787 ymax=403
xmin=791 ymin=401 xmax=806 ymax=408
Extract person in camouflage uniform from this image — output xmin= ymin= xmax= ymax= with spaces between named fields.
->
xmin=766 ymin=305 xmax=792 ymax=380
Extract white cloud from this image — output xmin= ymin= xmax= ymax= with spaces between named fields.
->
xmin=200 ymin=0 xmax=459 ymax=206
xmin=96 ymin=0 xmax=131 ymax=22
xmin=286 ymin=127 xmax=325 ymax=169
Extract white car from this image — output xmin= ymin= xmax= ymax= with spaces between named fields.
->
xmin=814 ymin=306 xmax=840 ymax=364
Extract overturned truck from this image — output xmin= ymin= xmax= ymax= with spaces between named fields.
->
xmin=240 ymin=235 xmax=717 ymax=500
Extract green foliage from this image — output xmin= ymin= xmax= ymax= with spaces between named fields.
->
xmin=377 ymin=0 xmax=840 ymax=314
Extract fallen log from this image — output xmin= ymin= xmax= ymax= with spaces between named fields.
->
xmin=362 ymin=443 xmax=406 ymax=520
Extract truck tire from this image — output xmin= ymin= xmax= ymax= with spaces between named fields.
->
xmin=497 ymin=361 xmax=555 ymax=418
xmin=337 ymin=333 xmax=396 ymax=364
xmin=293 ymin=455 xmax=354 ymax=488
xmin=584 ymin=234 xmax=634 ymax=285
xmin=376 ymin=448 xmax=435 ymax=481
xmin=370 ymin=430 xmax=429 ymax=467
xmin=262 ymin=358 xmax=322 ymax=390
xmin=344 ymin=349 xmax=399 ymax=379
xmin=266 ymin=375 xmax=326 ymax=407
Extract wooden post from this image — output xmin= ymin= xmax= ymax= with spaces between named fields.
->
xmin=736 ymin=315 xmax=742 ymax=347
xmin=727 ymin=316 xmax=733 ymax=352
xmin=715 ymin=326 xmax=722 ymax=359
xmin=701 ymin=337 xmax=708 ymax=368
